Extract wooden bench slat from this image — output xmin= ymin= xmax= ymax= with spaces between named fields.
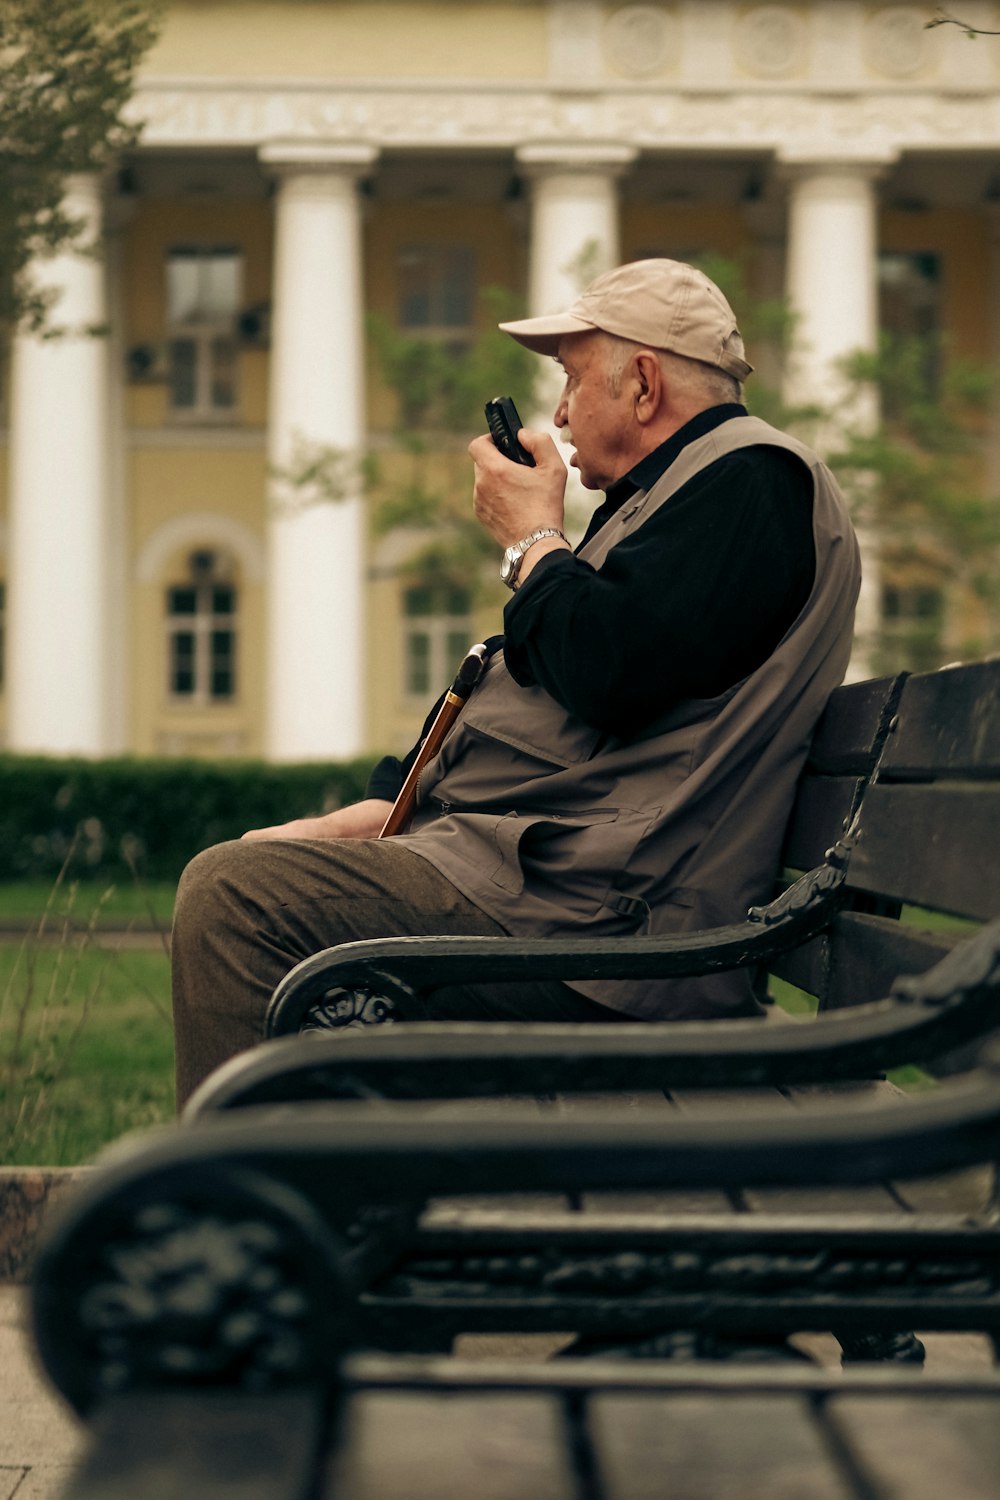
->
xmin=806 ymin=674 xmax=905 ymax=778
xmin=770 ymin=912 xmax=959 ymax=1008
xmin=578 ymin=1191 xmax=737 ymax=1215
xmin=66 ymin=1390 xmax=324 ymax=1500
xmin=588 ymin=1392 xmax=853 ymax=1500
xmin=848 ymin=784 xmax=1000 ymax=920
xmin=887 ymin=1164 xmax=996 ymax=1217
xmin=821 ymin=914 xmax=960 ymax=1011
xmin=780 ymin=776 xmax=860 ymax=870
xmin=326 ymin=1391 xmax=576 ymax=1500
xmin=880 ymin=664 xmax=1000 ymax=780
xmin=828 ymin=1393 xmax=1000 ymax=1500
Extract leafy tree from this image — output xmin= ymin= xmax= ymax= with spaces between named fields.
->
xmin=829 ymin=333 xmax=1000 ymax=670
xmin=925 ymin=9 xmax=1000 ymax=38
xmin=0 ymin=0 xmax=161 ymax=333
xmin=688 ymin=254 xmax=999 ymax=672
xmin=365 ymin=287 xmax=540 ymax=594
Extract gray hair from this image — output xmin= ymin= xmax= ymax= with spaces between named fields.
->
xmin=600 ymin=332 xmax=743 ymax=407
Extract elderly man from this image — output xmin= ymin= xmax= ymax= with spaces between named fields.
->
xmin=171 ymin=258 xmax=860 ymax=1107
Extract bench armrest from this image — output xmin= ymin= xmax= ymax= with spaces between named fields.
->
xmin=265 ymin=847 xmax=854 ymax=1037
xmin=182 ymin=916 xmax=1000 ymax=1116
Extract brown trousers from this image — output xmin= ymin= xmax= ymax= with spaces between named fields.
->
xmin=171 ymin=836 xmax=621 ymax=1108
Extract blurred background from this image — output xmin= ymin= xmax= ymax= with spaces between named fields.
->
xmin=3 ymin=0 xmax=1000 ymax=769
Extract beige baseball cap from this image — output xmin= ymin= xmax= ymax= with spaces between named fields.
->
xmin=499 ymin=258 xmax=753 ymax=380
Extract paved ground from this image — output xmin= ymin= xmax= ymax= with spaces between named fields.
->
xmin=1 ymin=1286 xmax=84 ymax=1500
xmin=2 ymin=1275 xmax=998 ymax=1499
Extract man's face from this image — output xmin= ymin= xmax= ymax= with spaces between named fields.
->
xmin=553 ymin=331 xmax=635 ymax=491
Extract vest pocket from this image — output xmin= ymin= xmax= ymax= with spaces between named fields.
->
xmin=488 ymin=805 xmax=652 ymax=900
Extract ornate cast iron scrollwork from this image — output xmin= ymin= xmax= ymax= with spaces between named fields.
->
xmin=302 ymin=985 xmax=399 ymax=1032
xmin=379 ymin=1237 xmax=1000 ymax=1303
xmin=747 ymin=836 xmax=854 ymax=927
xmin=33 ymin=1166 xmax=348 ymax=1415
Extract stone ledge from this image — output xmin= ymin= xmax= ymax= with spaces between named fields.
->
xmin=1 ymin=1169 xmax=91 ymax=1283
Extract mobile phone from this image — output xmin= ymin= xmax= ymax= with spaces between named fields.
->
xmin=485 ymin=396 xmax=535 ymax=467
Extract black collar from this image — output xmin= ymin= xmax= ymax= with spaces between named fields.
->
xmin=582 ymin=403 xmax=748 ymax=545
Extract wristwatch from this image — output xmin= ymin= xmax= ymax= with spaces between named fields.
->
xmin=500 ymin=527 xmax=568 ymax=590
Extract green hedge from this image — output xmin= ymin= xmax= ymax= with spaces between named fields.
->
xmin=0 ymin=752 xmax=378 ymax=882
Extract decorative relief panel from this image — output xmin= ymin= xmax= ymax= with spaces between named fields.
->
xmin=734 ymin=6 xmax=809 ymax=79
xmin=603 ymin=5 xmax=678 ymax=79
xmin=864 ymin=6 xmax=929 ymax=79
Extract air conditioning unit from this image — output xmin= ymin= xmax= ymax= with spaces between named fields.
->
xmin=235 ymin=302 xmax=271 ymax=348
xmin=126 ymin=342 xmax=170 ymax=382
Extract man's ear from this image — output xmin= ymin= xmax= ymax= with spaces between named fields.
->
xmin=633 ymin=350 xmax=664 ymax=426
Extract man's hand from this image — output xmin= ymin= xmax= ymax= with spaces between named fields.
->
xmin=242 ymin=799 xmax=394 ymax=841
xmin=470 ymin=426 xmax=569 ymax=549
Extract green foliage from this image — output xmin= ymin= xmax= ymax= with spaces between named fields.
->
xmin=699 ymin=255 xmax=1000 ymax=671
xmin=829 ymin=331 xmax=1000 ymax=665
xmin=691 ymin=251 xmax=825 ymax=434
xmin=0 ymin=752 xmax=377 ymax=882
xmin=0 ymin=0 xmax=161 ymax=332
xmin=364 ymin=286 xmax=540 ymax=588
xmin=0 ymin=916 xmax=173 ymax=1164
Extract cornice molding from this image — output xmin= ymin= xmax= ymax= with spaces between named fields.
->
xmin=127 ymin=79 xmax=1000 ymax=156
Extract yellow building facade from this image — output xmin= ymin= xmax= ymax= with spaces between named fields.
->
xmin=2 ymin=1 xmax=999 ymax=761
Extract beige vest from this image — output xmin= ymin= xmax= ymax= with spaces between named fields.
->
xmin=396 ymin=416 xmax=861 ymax=1020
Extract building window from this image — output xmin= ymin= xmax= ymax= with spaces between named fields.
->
xmin=166 ymin=246 xmax=241 ymax=418
xmin=398 ymin=245 xmax=476 ymax=345
xmin=880 ymin=579 xmax=945 ymax=673
xmin=403 ymin=583 xmax=472 ymax=699
xmin=878 ymin=251 xmax=941 ymax=342
xmin=166 ymin=550 xmax=237 ymax=703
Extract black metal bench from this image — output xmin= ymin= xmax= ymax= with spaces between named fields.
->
xmin=190 ymin=660 xmax=1000 ymax=1108
xmin=162 ymin=659 xmax=1000 ymax=1369
xmin=30 ymin=1046 xmax=1000 ymax=1499
xmin=27 ymin=659 xmax=1000 ymax=1498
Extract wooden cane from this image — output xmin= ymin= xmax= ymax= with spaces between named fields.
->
xmin=378 ymin=643 xmax=489 ymax=838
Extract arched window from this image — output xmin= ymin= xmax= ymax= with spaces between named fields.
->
xmin=166 ymin=550 xmax=237 ymax=703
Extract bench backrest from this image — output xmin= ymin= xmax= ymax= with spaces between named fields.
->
xmin=772 ymin=660 xmax=1000 ymax=1014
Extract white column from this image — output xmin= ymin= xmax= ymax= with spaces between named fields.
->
xmin=517 ymin=143 xmax=636 ymax=329
xmin=987 ymin=205 xmax=1000 ymax=496
xmin=7 ymin=174 xmax=111 ymax=754
xmin=260 ymin=143 xmax=377 ymax=761
xmin=780 ymin=157 xmax=891 ymax=679
xmin=516 ymin=145 xmax=636 ymax=527
xmin=781 ymin=160 xmax=886 ymax=422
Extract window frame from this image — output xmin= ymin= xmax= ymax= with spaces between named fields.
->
xmin=165 ymin=245 xmax=243 ymax=423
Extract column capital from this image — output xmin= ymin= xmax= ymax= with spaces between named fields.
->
xmin=515 ymin=142 xmax=638 ymax=177
xmin=258 ymin=140 xmax=379 ymax=177
xmin=775 ymin=149 xmax=898 ymax=184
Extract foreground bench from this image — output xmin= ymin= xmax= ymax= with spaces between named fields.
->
xmin=59 ymin=1359 xmax=1000 ymax=1500
xmin=30 ymin=1057 xmax=1000 ymax=1498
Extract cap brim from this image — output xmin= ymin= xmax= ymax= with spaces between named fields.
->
xmin=497 ymin=312 xmax=597 ymax=355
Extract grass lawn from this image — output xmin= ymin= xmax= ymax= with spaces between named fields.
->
xmin=0 ymin=909 xmax=174 ymax=1166
xmin=0 ymin=878 xmax=176 ymax=928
